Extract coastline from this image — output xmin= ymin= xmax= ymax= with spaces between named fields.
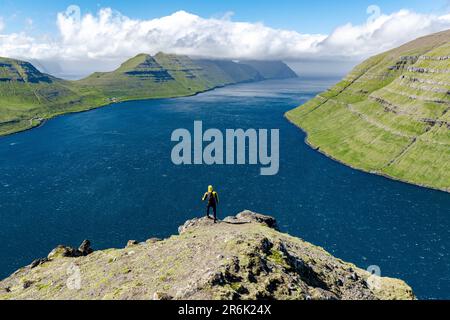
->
xmin=0 ymin=78 xmax=272 ymax=139
xmin=3 ymin=74 xmax=447 ymax=194
xmin=284 ymin=113 xmax=450 ymax=194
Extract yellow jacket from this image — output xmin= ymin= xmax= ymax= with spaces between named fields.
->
xmin=202 ymin=186 xmax=219 ymax=204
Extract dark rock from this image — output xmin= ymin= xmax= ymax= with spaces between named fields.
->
xmin=234 ymin=284 xmax=249 ymax=295
xmin=209 ymin=272 xmax=226 ymax=286
xmin=223 ymin=268 xmax=243 ymax=284
xmin=22 ymin=280 xmax=33 ymax=289
xmin=254 ymin=290 xmax=272 ymax=300
xmin=265 ymin=277 xmax=283 ymax=293
xmin=259 ymin=238 xmax=274 ymax=254
xmin=30 ymin=258 xmax=49 ymax=269
xmin=347 ymin=273 xmax=359 ymax=281
xmin=48 ymin=245 xmax=81 ymax=259
xmin=47 ymin=240 xmax=93 ymax=260
xmin=127 ymin=240 xmax=139 ymax=247
xmin=230 ymin=257 xmax=240 ymax=273
xmin=78 ymin=240 xmax=94 ymax=256
xmin=247 ymin=272 xmax=257 ymax=283
xmin=277 ymin=242 xmax=329 ymax=291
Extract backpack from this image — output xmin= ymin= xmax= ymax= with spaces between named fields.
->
xmin=207 ymin=192 xmax=216 ymax=206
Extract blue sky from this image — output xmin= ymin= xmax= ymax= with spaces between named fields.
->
xmin=1 ymin=0 xmax=449 ymax=34
xmin=1 ymin=0 xmax=450 ymax=78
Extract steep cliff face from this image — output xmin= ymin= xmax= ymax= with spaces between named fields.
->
xmin=286 ymin=30 xmax=450 ymax=192
xmin=0 ymin=211 xmax=414 ymax=300
xmin=77 ymin=53 xmax=202 ymax=99
xmin=0 ymin=58 xmax=52 ymax=83
xmin=0 ymin=57 xmax=106 ymax=136
xmin=79 ymin=53 xmax=298 ymax=99
xmin=239 ymin=60 xmax=298 ymax=80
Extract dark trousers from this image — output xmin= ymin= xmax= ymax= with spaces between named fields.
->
xmin=207 ymin=204 xmax=217 ymax=220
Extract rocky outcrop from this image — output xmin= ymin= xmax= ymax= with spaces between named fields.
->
xmin=47 ymin=240 xmax=94 ymax=260
xmin=0 ymin=211 xmax=415 ymax=300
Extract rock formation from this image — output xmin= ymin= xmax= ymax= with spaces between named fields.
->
xmin=0 ymin=211 xmax=414 ymax=300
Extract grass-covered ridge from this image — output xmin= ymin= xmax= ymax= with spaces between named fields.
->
xmin=0 ymin=211 xmax=415 ymax=300
xmin=0 ymin=53 xmax=297 ymax=136
xmin=286 ymin=29 xmax=450 ymax=192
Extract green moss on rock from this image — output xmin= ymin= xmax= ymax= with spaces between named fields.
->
xmin=0 ymin=211 xmax=415 ymax=300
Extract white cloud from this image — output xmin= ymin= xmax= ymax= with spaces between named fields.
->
xmin=318 ymin=10 xmax=450 ymax=58
xmin=51 ymin=9 xmax=326 ymax=61
xmin=1 ymin=8 xmax=450 ymax=77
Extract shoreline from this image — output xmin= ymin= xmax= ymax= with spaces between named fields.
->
xmin=284 ymin=113 xmax=450 ymax=194
xmin=2 ymin=76 xmax=447 ymax=194
xmin=0 ymin=78 xmax=290 ymax=139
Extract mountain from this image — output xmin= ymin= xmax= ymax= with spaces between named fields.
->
xmin=286 ymin=30 xmax=450 ymax=192
xmin=78 ymin=53 xmax=297 ymax=99
xmin=239 ymin=60 xmax=299 ymax=79
xmin=0 ymin=53 xmax=297 ymax=136
xmin=0 ymin=57 xmax=104 ymax=135
xmin=0 ymin=211 xmax=414 ymax=300
xmin=78 ymin=53 xmax=207 ymax=99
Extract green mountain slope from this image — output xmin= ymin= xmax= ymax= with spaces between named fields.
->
xmin=0 ymin=58 xmax=104 ymax=135
xmin=0 ymin=53 xmax=297 ymax=136
xmin=286 ymin=30 xmax=450 ymax=192
xmin=78 ymin=53 xmax=296 ymax=99
xmin=78 ymin=53 xmax=229 ymax=99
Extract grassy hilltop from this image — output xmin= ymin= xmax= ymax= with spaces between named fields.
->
xmin=0 ymin=53 xmax=297 ymax=136
xmin=286 ymin=30 xmax=450 ymax=192
xmin=0 ymin=57 xmax=105 ymax=135
xmin=0 ymin=211 xmax=414 ymax=300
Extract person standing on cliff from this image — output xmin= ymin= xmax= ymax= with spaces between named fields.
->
xmin=202 ymin=185 xmax=219 ymax=223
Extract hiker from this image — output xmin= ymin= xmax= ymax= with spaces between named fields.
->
xmin=202 ymin=185 xmax=219 ymax=223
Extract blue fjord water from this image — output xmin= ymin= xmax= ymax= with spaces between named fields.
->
xmin=0 ymin=78 xmax=449 ymax=299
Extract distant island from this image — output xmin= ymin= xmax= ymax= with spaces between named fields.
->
xmin=0 ymin=211 xmax=414 ymax=300
xmin=0 ymin=53 xmax=297 ymax=136
xmin=286 ymin=29 xmax=450 ymax=192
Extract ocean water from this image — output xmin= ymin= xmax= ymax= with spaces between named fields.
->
xmin=0 ymin=78 xmax=449 ymax=299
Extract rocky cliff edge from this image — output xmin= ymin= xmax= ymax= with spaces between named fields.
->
xmin=0 ymin=211 xmax=415 ymax=300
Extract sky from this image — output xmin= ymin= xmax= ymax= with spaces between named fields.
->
xmin=1 ymin=0 xmax=450 ymax=78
